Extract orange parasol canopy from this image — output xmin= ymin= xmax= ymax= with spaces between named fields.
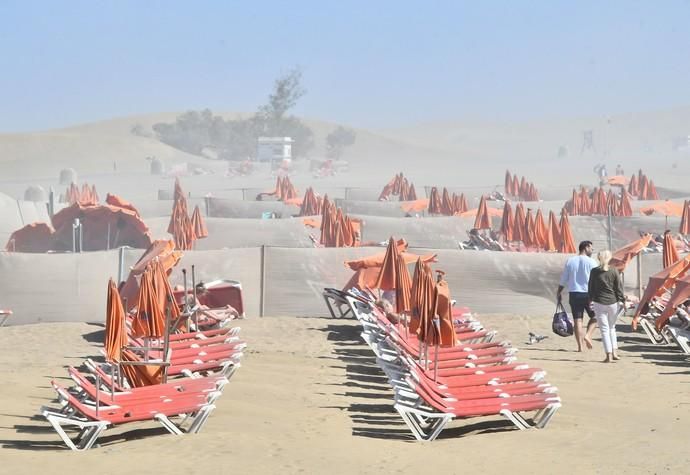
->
xmin=632 ymin=254 xmax=690 ymax=328
xmin=106 ymin=193 xmax=141 ymax=218
xmin=655 ymin=274 xmax=690 ymax=330
xmin=639 ymin=200 xmax=683 ymax=217
xmin=607 ymin=175 xmax=628 ymax=186
xmin=5 ymin=222 xmax=54 ymax=252
xmin=401 ymin=199 xmax=429 ymax=213
xmin=610 ymin=234 xmax=652 ymax=272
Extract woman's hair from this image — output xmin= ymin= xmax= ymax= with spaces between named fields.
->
xmin=598 ymin=249 xmax=613 ymax=271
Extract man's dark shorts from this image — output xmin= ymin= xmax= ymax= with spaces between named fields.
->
xmin=568 ymin=292 xmax=595 ymax=320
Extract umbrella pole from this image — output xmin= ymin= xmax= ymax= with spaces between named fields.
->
xmin=637 ymin=253 xmax=643 ymax=299
xmin=163 ymin=304 xmax=171 ymax=384
xmin=182 ymin=268 xmax=189 ymax=315
xmin=434 ymin=342 xmax=440 ymax=382
xmin=192 ymin=265 xmax=199 ymax=331
xmin=433 ymin=317 xmax=441 ymax=381
xmin=106 ymin=222 xmax=111 ymax=251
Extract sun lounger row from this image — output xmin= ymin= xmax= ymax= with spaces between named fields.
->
xmin=324 ymin=287 xmax=560 ymax=441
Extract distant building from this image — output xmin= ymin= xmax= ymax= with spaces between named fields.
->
xmin=257 ymin=137 xmax=293 ymax=163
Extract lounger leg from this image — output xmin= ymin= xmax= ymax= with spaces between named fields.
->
xmin=44 ymin=413 xmax=108 ymax=451
xmin=187 ymin=404 xmax=217 ymax=433
xmin=500 ymin=409 xmax=529 ymax=430
xmin=154 ymin=414 xmax=184 ymax=435
xmin=535 ymin=403 xmax=561 ymax=429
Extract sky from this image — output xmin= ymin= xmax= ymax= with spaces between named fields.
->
xmin=1 ymin=0 xmax=690 ymax=132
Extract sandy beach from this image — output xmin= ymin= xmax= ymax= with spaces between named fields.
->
xmin=1 ymin=312 xmax=688 ymax=474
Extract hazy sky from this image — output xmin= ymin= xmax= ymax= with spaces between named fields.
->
xmin=2 ymin=0 xmax=690 ymax=132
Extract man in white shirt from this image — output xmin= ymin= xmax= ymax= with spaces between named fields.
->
xmin=556 ymin=240 xmax=598 ymax=352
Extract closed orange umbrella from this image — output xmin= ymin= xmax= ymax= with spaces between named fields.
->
xmin=513 ymin=203 xmax=526 ymax=243
xmin=105 ymin=278 xmax=127 ymax=362
xmin=407 ymin=183 xmax=418 ymax=201
xmin=610 ymin=234 xmax=653 ymax=272
xmin=680 ymin=200 xmax=690 ymax=235
xmin=130 ymin=266 xmax=166 ymax=338
xmin=619 ymin=188 xmax=633 ymax=217
xmin=319 ymin=196 xmax=334 ymax=246
xmin=511 ymin=175 xmax=520 ymax=198
xmin=399 ymin=179 xmax=410 ymax=202
xmin=428 ymin=187 xmax=442 ymax=215
xmin=559 ymin=211 xmax=577 ymax=254
xmin=119 ymin=240 xmax=183 ymax=310
xmin=372 ymin=237 xmax=413 ymax=314
xmin=628 ymin=173 xmax=638 ymax=196
xmin=441 ymin=188 xmax=453 ymax=216
xmin=500 ymin=201 xmax=514 ymax=242
xmin=413 ymin=260 xmax=436 ymax=341
xmin=523 ymin=209 xmax=536 ymax=248
xmin=663 ymin=231 xmax=681 ymax=268
xmin=394 ymin=251 xmax=412 ymax=314
xmin=534 ymin=209 xmax=548 ymax=249
xmin=190 ymin=205 xmax=208 ymax=239
xmin=647 ymin=180 xmax=659 ymax=200
xmin=473 ymin=195 xmax=492 ymax=230
xmin=375 ymin=237 xmax=401 ymax=291
xmin=569 ymin=189 xmax=579 ymax=216
xmin=504 ymin=170 xmax=512 ymax=196
xmin=639 ymin=175 xmax=649 ymax=200
xmin=545 ymin=211 xmax=560 ymax=252
xmin=432 ymin=278 xmax=457 ymax=347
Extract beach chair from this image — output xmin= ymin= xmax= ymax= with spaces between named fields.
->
xmin=41 ymin=381 xmax=221 ymax=450
xmin=393 ymin=375 xmax=561 ymax=441
xmin=0 ymin=309 xmax=12 ymax=327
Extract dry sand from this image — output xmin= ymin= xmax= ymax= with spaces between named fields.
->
xmin=1 ymin=313 xmax=689 ymax=474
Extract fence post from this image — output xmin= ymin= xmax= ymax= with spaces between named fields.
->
xmin=259 ymin=245 xmax=266 ymax=317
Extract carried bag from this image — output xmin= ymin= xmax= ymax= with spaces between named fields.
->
xmin=552 ymin=302 xmax=574 ymax=337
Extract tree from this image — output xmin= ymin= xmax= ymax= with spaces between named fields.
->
xmin=151 ymin=68 xmax=314 ymax=160
xmin=326 ymin=126 xmax=356 ymax=158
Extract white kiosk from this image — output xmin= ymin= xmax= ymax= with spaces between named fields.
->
xmin=257 ymin=137 xmax=293 ymax=170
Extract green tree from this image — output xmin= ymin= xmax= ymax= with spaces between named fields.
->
xmin=326 ymin=126 xmax=356 ymax=158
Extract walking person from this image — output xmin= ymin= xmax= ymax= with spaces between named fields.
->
xmin=588 ymin=250 xmax=626 ymax=363
xmin=556 ymin=240 xmax=598 ymax=352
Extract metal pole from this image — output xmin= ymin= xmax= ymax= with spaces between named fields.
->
xmin=192 ymin=265 xmax=198 ymax=329
xmin=163 ymin=303 xmax=171 ymax=384
xmin=259 ymin=245 xmax=266 ymax=317
xmin=106 ymin=222 xmax=111 ymax=250
xmin=48 ymin=187 xmax=55 ymax=218
xmin=204 ymin=195 xmax=210 ymax=218
xmin=607 ymin=203 xmax=613 ymax=250
xmin=637 ymin=253 xmax=643 ymax=299
xmin=433 ymin=317 xmax=441 ymax=382
xmin=182 ymin=269 xmax=188 ymax=314
xmin=118 ymin=246 xmax=126 ymax=284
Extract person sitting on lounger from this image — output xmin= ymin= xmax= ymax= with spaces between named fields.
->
xmin=376 ymin=291 xmax=401 ymax=325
